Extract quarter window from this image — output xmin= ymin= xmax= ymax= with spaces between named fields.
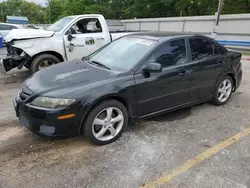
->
xmin=148 ymin=39 xmax=187 ymax=68
xmin=190 ymin=38 xmax=220 ymax=61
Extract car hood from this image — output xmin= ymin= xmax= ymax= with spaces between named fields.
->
xmin=4 ymin=29 xmax=54 ymax=42
xmin=25 ymin=60 xmax=120 ymax=97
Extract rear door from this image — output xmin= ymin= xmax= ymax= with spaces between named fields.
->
xmin=134 ymin=38 xmax=192 ymax=117
xmin=188 ymin=37 xmax=225 ymax=100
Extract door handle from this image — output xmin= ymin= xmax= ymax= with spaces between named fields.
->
xmin=179 ymin=71 xmax=186 ymax=76
xmin=179 ymin=71 xmax=192 ymax=77
xmin=215 ymin=61 xmax=223 ymax=69
xmin=96 ymin=37 xmax=104 ymax=40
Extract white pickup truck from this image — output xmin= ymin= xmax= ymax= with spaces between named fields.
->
xmin=0 ymin=14 xmax=136 ymax=74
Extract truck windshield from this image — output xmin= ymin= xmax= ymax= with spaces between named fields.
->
xmin=89 ymin=37 xmax=157 ymax=71
xmin=46 ymin=16 xmax=76 ymax=32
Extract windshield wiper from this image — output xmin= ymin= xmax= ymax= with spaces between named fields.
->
xmin=89 ymin=60 xmax=111 ymax=70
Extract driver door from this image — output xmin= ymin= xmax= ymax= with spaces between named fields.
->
xmin=63 ymin=18 xmax=110 ymax=60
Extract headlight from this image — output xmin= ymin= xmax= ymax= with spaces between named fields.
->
xmin=30 ymin=97 xmax=76 ymax=109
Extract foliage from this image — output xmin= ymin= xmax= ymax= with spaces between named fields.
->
xmin=0 ymin=0 xmax=249 ymax=24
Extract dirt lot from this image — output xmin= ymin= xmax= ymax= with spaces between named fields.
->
xmin=1 ymin=58 xmax=250 ymax=188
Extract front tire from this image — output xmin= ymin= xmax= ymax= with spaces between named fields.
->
xmin=31 ymin=54 xmax=60 ymax=74
xmin=84 ymin=100 xmax=128 ymax=145
xmin=212 ymin=76 xmax=233 ymax=106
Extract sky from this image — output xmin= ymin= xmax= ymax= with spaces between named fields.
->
xmin=27 ymin=0 xmax=47 ymax=6
xmin=0 ymin=0 xmax=47 ymax=6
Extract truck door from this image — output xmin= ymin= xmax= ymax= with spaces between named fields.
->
xmin=63 ymin=17 xmax=110 ymax=60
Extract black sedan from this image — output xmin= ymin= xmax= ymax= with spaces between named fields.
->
xmin=14 ymin=32 xmax=242 ymax=145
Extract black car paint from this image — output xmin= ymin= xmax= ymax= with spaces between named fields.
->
xmin=14 ymin=33 xmax=242 ymax=137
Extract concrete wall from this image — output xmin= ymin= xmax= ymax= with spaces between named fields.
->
xmin=121 ymin=14 xmax=250 ymax=41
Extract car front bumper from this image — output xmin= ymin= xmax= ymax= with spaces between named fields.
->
xmin=14 ymin=97 xmax=82 ymax=137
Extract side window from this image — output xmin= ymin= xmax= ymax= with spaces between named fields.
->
xmin=148 ymin=39 xmax=187 ymax=68
xmin=68 ymin=18 xmax=103 ymax=35
xmin=190 ymin=38 xmax=219 ymax=61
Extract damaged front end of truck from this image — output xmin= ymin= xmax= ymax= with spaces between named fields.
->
xmin=0 ymin=42 xmax=31 ymax=74
xmin=0 ymin=28 xmax=55 ymax=74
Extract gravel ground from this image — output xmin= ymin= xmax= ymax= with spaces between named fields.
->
xmin=0 ymin=55 xmax=250 ymax=188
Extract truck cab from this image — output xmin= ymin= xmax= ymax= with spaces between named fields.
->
xmin=0 ymin=14 xmax=130 ymax=74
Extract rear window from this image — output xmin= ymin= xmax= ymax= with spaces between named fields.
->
xmin=189 ymin=37 xmax=222 ymax=61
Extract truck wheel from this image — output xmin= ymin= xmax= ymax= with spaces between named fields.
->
xmin=31 ymin=54 xmax=60 ymax=74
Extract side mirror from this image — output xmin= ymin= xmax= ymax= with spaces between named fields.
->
xmin=67 ymin=34 xmax=75 ymax=41
xmin=143 ymin=63 xmax=162 ymax=73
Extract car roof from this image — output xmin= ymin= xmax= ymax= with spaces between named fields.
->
xmin=126 ymin=32 xmax=207 ymax=41
xmin=0 ymin=23 xmax=23 ymax=28
xmin=0 ymin=23 xmax=19 ymax=26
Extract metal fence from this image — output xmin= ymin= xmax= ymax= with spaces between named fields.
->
xmin=121 ymin=14 xmax=250 ymax=41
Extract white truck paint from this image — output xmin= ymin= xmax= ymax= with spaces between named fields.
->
xmin=0 ymin=14 xmax=137 ymax=74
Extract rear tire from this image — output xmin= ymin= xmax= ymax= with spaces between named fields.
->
xmin=84 ymin=100 xmax=128 ymax=145
xmin=31 ymin=54 xmax=60 ymax=74
xmin=212 ymin=76 xmax=233 ymax=106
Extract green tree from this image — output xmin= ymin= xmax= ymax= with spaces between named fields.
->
xmin=85 ymin=4 xmax=116 ymax=18
xmin=0 ymin=0 xmax=45 ymax=24
xmin=223 ymin=0 xmax=249 ymax=14
xmin=44 ymin=0 xmax=64 ymax=23
xmin=174 ymin=0 xmax=218 ymax=16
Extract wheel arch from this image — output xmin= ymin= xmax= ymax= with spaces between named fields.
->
xmin=28 ymin=51 xmax=65 ymax=66
xmin=216 ymin=71 xmax=236 ymax=91
xmin=79 ymin=95 xmax=133 ymax=134
xmin=226 ymin=73 xmax=236 ymax=91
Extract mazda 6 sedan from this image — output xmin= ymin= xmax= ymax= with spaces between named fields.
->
xmin=14 ymin=32 xmax=242 ymax=145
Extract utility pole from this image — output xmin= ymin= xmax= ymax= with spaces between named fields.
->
xmin=211 ymin=0 xmax=224 ymax=39
xmin=47 ymin=0 xmax=51 ymax=24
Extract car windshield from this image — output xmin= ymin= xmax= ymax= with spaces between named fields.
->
xmin=89 ymin=37 xmax=157 ymax=71
xmin=46 ymin=16 xmax=75 ymax=32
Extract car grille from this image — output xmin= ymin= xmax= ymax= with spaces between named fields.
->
xmin=19 ymin=85 xmax=33 ymax=101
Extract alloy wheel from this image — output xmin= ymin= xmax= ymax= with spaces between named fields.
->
xmin=92 ymin=107 xmax=124 ymax=141
xmin=217 ymin=79 xmax=232 ymax=103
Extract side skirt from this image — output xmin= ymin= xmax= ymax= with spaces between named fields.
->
xmin=138 ymin=96 xmax=212 ymax=119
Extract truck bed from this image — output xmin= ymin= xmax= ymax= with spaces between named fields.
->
xmin=110 ymin=30 xmax=142 ymax=41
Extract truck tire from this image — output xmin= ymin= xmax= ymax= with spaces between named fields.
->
xmin=31 ymin=54 xmax=60 ymax=74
